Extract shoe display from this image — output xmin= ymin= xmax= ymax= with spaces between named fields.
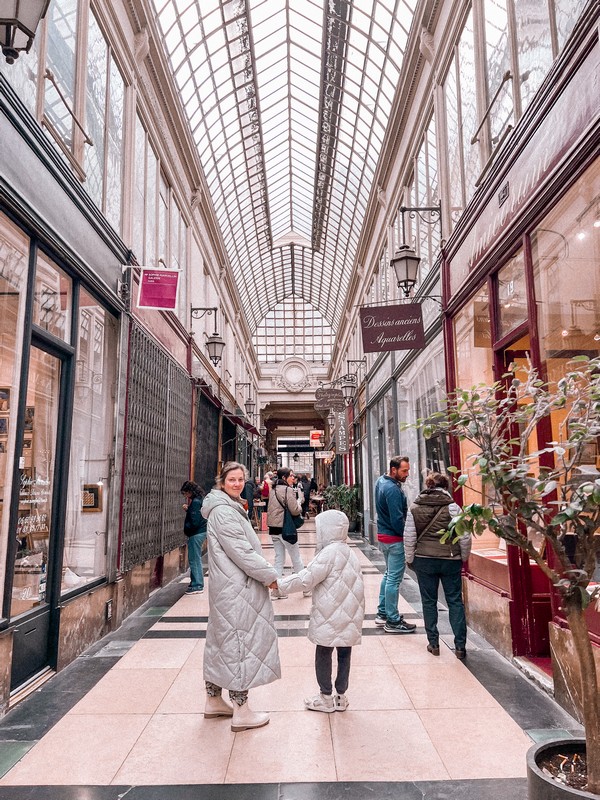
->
xmin=185 ymin=586 xmax=203 ymax=594
xmin=427 ymin=644 xmax=440 ymax=656
xmin=455 ymin=648 xmax=467 ymax=660
xmin=271 ymin=588 xmax=288 ymax=599
xmin=383 ymin=618 xmax=417 ymax=634
xmin=204 ymin=694 xmax=234 ymax=718
xmin=304 ymin=693 xmax=336 ymax=713
xmin=334 ymin=693 xmax=349 ymax=711
xmin=374 ymin=614 xmax=387 ymax=626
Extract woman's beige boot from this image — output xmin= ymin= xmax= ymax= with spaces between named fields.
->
xmin=231 ymin=700 xmax=270 ymax=731
xmin=204 ymin=694 xmax=234 ymax=718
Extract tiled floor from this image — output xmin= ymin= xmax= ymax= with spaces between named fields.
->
xmin=0 ymin=522 xmax=582 ymax=799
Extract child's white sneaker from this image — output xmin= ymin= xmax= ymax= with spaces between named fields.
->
xmin=304 ymin=693 xmax=335 ymax=713
xmin=334 ymin=693 xmax=349 ymax=711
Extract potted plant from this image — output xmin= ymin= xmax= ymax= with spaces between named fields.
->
xmin=414 ymin=355 xmax=600 ymax=797
xmin=322 ymin=484 xmax=361 ymax=531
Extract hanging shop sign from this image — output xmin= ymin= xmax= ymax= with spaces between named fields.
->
xmin=315 ymin=450 xmax=334 ymax=459
xmin=314 ymin=387 xmax=345 ymax=411
xmin=310 ymin=430 xmax=325 ymax=447
xmin=359 ymin=303 xmax=426 ymax=353
xmin=335 ymin=409 xmax=349 ymax=454
xmin=137 ymin=268 xmax=180 ymax=310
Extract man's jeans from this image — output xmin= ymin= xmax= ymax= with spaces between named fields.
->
xmin=377 ymin=541 xmax=406 ymax=623
xmin=187 ymin=532 xmax=206 ymax=590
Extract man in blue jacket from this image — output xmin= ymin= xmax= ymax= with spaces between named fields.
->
xmin=375 ymin=456 xmax=417 ymax=633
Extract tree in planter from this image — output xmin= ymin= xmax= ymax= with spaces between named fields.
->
xmin=415 ymin=355 xmax=600 ymax=793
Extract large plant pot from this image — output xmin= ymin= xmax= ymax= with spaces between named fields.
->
xmin=527 ymin=739 xmax=598 ymax=799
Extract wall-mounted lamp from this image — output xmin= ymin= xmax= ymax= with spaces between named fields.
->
xmin=191 ymin=306 xmax=225 ymax=366
xmin=1 ymin=0 xmax=50 ymax=64
xmin=340 ymin=375 xmax=357 ymax=404
xmin=327 ymin=411 xmax=335 ymax=428
xmin=244 ymin=398 xmax=255 ymax=417
xmin=259 ymin=425 xmax=267 ymax=438
xmin=390 ymin=204 xmax=442 ymax=297
xmin=292 ymin=453 xmax=299 ymax=463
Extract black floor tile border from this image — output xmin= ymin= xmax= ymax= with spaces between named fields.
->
xmin=0 ymin=778 xmax=528 ymax=800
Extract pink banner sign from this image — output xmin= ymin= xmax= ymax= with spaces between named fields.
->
xmin=137 ymin=268 xmax=180 ymax=310
xmin=359 ymin=303 xmax=426 ymax=353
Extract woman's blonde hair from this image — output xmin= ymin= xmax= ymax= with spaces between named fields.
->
xmin=215 ymin=461 xmax=248 ymax=489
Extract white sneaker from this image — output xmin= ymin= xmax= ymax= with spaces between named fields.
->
xmin=304 ymin=693 xmax=335 ymax=713
xmin=374 ymin=615 xmax=387 ymax=626
xmin=334 ymin=693 xmax=349 ymax=711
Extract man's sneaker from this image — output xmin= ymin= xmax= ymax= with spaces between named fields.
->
xmin=383 ymin=618 xmax=417 ymax=634
xmin=185 ymin=587 xmax=203 ymax=595
xmin=374 ymin=614 xmax=387 ymax=626
xmin=334 ymin=693 xmax=349 ymax=712
xmin=304 ymin=693 xmax=335 ymax=713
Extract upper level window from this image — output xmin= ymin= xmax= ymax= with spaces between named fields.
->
xmin=84 ymin=11 xmax=125 ymax=233
xmin=44 ymin=0 xmax=79 ymax=151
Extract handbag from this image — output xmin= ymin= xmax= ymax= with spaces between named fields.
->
xmin=276 ymin=487 xmax=304 ymax=544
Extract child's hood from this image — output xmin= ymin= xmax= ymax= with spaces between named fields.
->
xmin=316 ymin=509 xmax=349 ymax=551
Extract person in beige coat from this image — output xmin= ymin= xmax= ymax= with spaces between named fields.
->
xmin=266 ymin=467 xmax=307 ymax=599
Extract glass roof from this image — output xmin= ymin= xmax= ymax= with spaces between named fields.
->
xmin=152 ymin=0 xmax=418 ymax=338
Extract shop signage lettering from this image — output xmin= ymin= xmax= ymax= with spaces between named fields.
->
xmin=310 ymin=430 xmax=324 ymax=447
xmin=359 ymin=303 xmax=426 ymax=353
xmin=335 ymin=410 xmax=349 ymax=454
xmin=137 ymin=268 xmax=180 ymax=310
xmin=315 ymin=450 xmax=334 ymax=459
xmin=16 ymin=512 xmax=48 ymax=534
xmin=19 ymin=475 xmax=51 ymax=505
xmin=314 ymin=388 xmax=345 ymax=411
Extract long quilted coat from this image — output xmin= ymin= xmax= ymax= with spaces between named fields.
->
xmin=278 ymin=509 xmax=365 ymax=647
xmin=201 ymin=489 xmax=281 ymax=691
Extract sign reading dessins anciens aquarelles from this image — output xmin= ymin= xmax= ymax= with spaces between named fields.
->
xmin=359 ymin=302 xmax=426 ymax=353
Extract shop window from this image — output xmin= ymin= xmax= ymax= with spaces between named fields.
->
xmin=0 ymin=215 xmax=29 ymax=592
xmin=11 ymin=348 xmax=61 ymax=618
xmin=32 ymin=253 xmax=72 ymax=342
xmin=62 ymin=290 xmax=118 ymax=593
xmin=453 ymin=291 xmax=498 ymax=554
xmin=532 ymin=158 xmax=600 ymax=502
xmin=44 ymin=0 xmax=79 ymax=151
xmin=532 ymin=158 xmax=600 ymax=384
xmin=497 ymin=249 xmax=527 ymax=338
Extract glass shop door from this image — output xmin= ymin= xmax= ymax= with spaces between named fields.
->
xmin=9 ymin=346 xmax=65 ymax=689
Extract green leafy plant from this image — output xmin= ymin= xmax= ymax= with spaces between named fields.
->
xmin=322 ymin=484 xmax=361 ymax=525
xmin=413 ymin=355 xmax=600 ymax=793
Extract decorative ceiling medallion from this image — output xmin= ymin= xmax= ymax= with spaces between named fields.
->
xmin=273 ymin=358 xmax=314 ymax=393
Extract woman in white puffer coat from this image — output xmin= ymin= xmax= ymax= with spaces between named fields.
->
xmin=201 ymin=461 xmax=280 ymax=731
xmin=278 ymin=509 xmax=365 ymax=713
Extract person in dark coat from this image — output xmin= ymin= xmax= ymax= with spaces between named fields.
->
xmin=242 ymin=477 xmax=256 ymax=522
xmin=299 ymin=474 xmax=311 ymax=519
xmin=404 ymin=472 xmax=471 ymax=659
xmin=181 ymin=480 xmax=207 ymax=594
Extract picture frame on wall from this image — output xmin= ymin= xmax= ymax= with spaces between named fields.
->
xmin=24 ymin=407 xmax=34 ymax=432
xmin=82 ymin=484 xmax=102 ymax=513
xmin=0 ymin=388 xmax=9 ymax=412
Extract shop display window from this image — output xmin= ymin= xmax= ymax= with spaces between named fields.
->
xmin=497 ymin=250 xmax=527 ymax=338
xmin=0 ymin=215 xmax=29 ymax=595
xmin=10 ymin=348 xmax=61 ymax=618
xmin=453 ymin=291 xmax=500 ymax=555
xmin=532 ymin=158 xmax=600 ymax=576
xmin=62 ymin=290 xmax=119 ymax=594
xmin=32 ymin=253 xmax=72 ymax=342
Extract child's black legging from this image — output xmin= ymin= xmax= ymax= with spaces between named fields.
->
xmin=315 ymin=644 xmax=352 ymax=695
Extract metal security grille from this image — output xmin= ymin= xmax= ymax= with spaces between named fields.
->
xmin=194 ymin=392 xmax=219 ymax=495
xmin=120 ymin=325 xmax=191 ymax=572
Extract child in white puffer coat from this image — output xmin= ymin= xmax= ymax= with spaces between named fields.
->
xmin=278 ymin=509 xmax=365 ymax=712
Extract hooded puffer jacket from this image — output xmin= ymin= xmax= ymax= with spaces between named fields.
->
xmin=201 ymin=488 xmax=280 ymax=691
xmin=278 ymin=509 xmax=365 ymax=647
